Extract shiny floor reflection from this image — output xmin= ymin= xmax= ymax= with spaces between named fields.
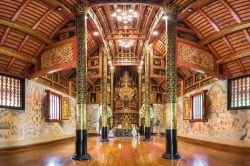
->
xmin=0 ymin=136 xmax=249 ymax=166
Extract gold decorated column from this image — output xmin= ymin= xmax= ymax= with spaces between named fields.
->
xmin=72 ymin=4 xmax=91 ymax=161
xmin=162 ymin=5 xmax=181 ymax=160
xmin=110 ymin=66 xmax=114 ymax=128
xmin=138 ymin=67 xmax=143 ymax=134
xmin=101 ymin=45 xmax=109 ymax=142
xmin=144 ymin=45 xmax=152 ymax=141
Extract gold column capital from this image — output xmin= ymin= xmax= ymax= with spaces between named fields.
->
xmin=161 ymin=4 xmax=178 ymax=16
xmin=76 ymin=4 xmax=89 ymax=14
xmin=138 ymin=68 xmax=142 ymax=74
xmin=110 ymin=68 xmax=115 ymax=74
xmin=144 ymin=44 xmax=150 ymax=52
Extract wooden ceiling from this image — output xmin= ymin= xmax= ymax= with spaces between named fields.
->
xmin=181 ymin=0 xmax=250 ymax=78
xmin=0 ymin=0 xmax=249 ymax=80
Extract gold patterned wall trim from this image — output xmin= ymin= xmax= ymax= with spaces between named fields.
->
xmin=62 ymin=97 xmax=70 ymax=120
xmin=41 ymin=43 xmax=74 ymax=69
xmin=177 ymin=42 xmax=214 ymax=71
xmin=0 ymin=18 xmax=53 ymax=44
xmin=183 ymin=97 xmax=190 ymax=120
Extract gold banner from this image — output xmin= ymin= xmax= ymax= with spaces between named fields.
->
xmin=165 ymin=103 xmax=177 ymax=129
xmin=76 ymin=103 xmax=88 ymax=130
xmin=62 ymin=97 xmax=70 ymax=120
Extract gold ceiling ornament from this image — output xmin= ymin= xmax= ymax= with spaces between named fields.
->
xmin=118 ymin=71 xmax=135 ymax=100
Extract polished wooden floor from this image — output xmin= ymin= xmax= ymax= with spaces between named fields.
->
xmin=0 ymin=136 xmax=249 ymax=166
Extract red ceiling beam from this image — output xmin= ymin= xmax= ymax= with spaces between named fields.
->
xmin=0 ymin=0 xmax=31 ymax=45
xmin=216 ymin=49 xmax=250 ymax=64
xmin=178 ymin=61 xmax=225 ymax=80
xmin=28 ymin=61 xmax=76 ymax=79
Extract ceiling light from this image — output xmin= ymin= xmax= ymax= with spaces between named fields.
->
xmin=108 ymin=60 xmax=112 ymax=65
xmin=118 ymin=39 xmax=134 ymax=48
xmin=129 ymin=9 xmax=134 ymax=13
xmin=188 ymin=8 xmax=193 ymax=12
xmin=112 ymin=8 xmax=138 ymax=23
xmin=110 ymin=66 xmax=114 ymax=70
xmin=57 ymin=7 xmax=63 ymax=12
xmin=124 ymin=25 xmax=128 ymax=29
xmin=116 ymin=9 xmax=122 ymax=12
xmin=123 ymin=20 xmax=128 ymax=24
xmin=93 ymin=31 xmax=99 ymax=36
xmin=139 ymin=65 xmax=142 ymax=69
xmin=153 ymin=31 xmax=159 ymax=36
xmin=163 ymin=16 xmax=168 ymax=20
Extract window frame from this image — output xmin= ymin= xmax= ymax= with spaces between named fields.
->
xmin=45 ymin=90 xmax=62 ymax=122
xmin=227 ymin=75 xmax=250 ymax=110
xmin=189 ymin=90 xmax=208 ymax=122
xmin=0 ymin=73 xmax=25 ymax=110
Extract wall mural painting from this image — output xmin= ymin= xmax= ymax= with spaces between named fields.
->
xmin=0 ymin=80 xmax=76 ymax=148
xmin=177 ymin=80 xmax=250 ymax=146
xmin=152 ymin=104 xmax=165 ymax=133
xmin=183 ymin=97 xmax=190 ymax=120
xmin=87 ymin=104 xmax=100 ymax=133
xmin=62 ymin=97 xmax=70 ymax=120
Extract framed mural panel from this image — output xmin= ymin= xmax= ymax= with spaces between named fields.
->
xmin=183 ymin=97 xmax=190 ymax=120
xmin=62 ymin=97 xmax=70 ymax=120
